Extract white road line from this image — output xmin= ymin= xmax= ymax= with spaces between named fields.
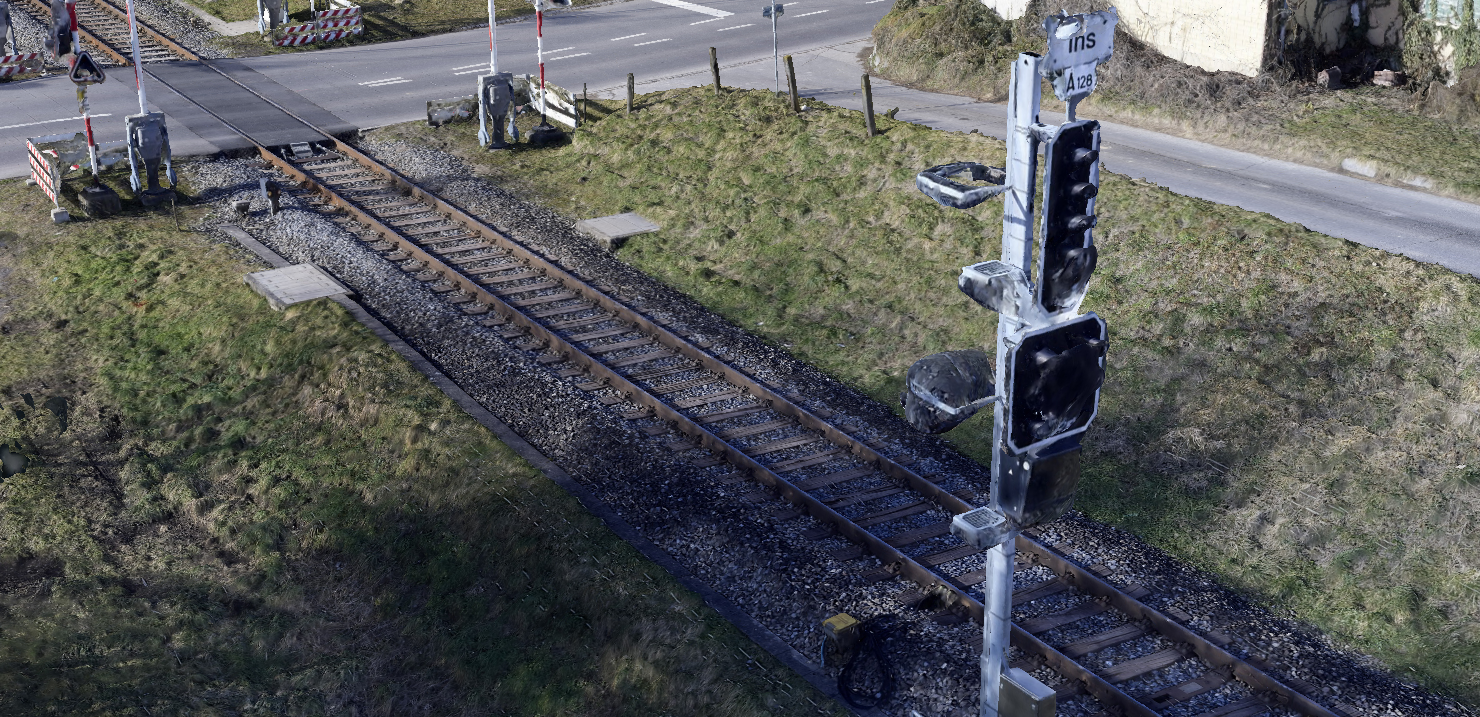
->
xmin=0 ymin=113 xmax=112 ymax=131
xmin=864 ymin=1 xmax=888 ymax=4
xmin=450 ymin=63 xmax=486 ymax=70
xmin=546 ymin=46 xmax=575 ymax=53
xmin=689 ymin=16 xmax=723 ymax=24
xmin=610 ymin=32 xmax=646 ymax=40
xmin=652 ymin=0 xmax=732 ymax=17
xmin=365 ymin=79 xmax=412 ymax=87
xmin=634 ymin=38 xmax=672 ymax=45
xmin=715 ymin=23 xmax=753 ymax=30
xmin=793 ymin=9 xmax=828 ymax=16
xmin=358 ymin=77 xmax=403 ymax=85
xmin=452 ymin=68 xmax=487 ymax=75
xmin=547 ymin=52 xmax=591 ymax=60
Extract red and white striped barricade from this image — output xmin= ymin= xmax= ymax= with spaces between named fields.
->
xmin=0 ymin=52 xmax=42 ymax=78
xmin=315 ymin=6 xmax=361 ymax=41
xmin=27 ymin=136 xmax=63 ymax=208
xmin=273 ymin=21 xmax=319 ymax=46
xmin=272 ymin=5 xmax=360 ymax=45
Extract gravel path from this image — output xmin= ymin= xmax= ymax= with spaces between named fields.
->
xmin=178 ymin=145 xmax=1474 ymax=717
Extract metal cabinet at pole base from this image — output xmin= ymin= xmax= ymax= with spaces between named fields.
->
xmin=125 ymin=112 xmax=177 ymax=205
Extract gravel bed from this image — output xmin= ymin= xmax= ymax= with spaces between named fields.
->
xmin=129 ymin=0 xmax=229 ymax=59
xmin=177 ymin=141 xmax=1475 ymax=717
xmin=2 ymin=0 xmax=226 ymax=68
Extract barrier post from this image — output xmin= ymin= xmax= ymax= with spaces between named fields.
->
xmin=710 ymin=46 xmax=720 ymax=96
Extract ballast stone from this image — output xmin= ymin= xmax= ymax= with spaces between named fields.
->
xmin=244 ymin=263 xmax=354 ymax=311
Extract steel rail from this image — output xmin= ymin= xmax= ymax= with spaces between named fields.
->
xmin=151 ymin=54 xmax=1346 ymax=717
xmin=22 ymin=0 xmax=131 ymax=66
xmin=87 ymin=0 xmax=198 ymax=61
xmin=279 ymin=140 xmax=1341 ymax=717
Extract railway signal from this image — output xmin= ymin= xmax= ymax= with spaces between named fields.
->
xmin=910 ymin=8 xmax=1117 ymax=717
xmin=1037 ymin=120 xmax=1101 ymax=315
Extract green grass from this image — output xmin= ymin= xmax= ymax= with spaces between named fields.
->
xmin=0 ymin=175 xmax=845 ymax=716
xmin=202 ymin=0 xmax=606 ymax=57
xmin=867 ymin=0 xmax=1480 ymax=202
xmin=372 ymin=87 xmax=1480 ymax=705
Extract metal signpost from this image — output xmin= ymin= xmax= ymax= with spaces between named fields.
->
xmin=761 ymin=2 xmax=782 ymax=94
xmin=526 ymin=0 xmax=571 ymax=145
xmin=906 ymin=9 xmax=1117 ymax=717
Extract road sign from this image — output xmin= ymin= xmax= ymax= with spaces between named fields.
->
xmin=69 ymin=49 xmax=104 ymax=83
xmin=1041 ymin=8 xmax=1116 ymax=101
xmin=762 ymin=2 xmax=781 ymax=16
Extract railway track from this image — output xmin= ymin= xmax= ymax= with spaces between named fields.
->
xmin=18 ymin=0 xmax=196 ymax=66
xmin=141 ymin=57 xmax=1352 ymax=717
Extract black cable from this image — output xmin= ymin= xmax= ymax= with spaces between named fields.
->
xmin=837 ymin=616 xmax=896 ymax=709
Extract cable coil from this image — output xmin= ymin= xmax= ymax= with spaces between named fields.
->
xmin=837 ymin=616 xmax=896 ymax=709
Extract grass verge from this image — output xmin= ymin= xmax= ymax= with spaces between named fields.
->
xmin=866 ymin=0 xmax=1480 ymax=201
xmin=371 ymin=87 xmax=1480 ymax=705
xmin=0 ymin=175 xmax=844 ymax=716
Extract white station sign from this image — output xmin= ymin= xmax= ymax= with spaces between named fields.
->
xmin=1042 ymin=8 xmax=1117 ymax=101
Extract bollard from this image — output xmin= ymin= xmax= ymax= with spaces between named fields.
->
xmin=710 ymin=47 xmax=720 ymax=96
xmin=784 ymin=54 xmax=799 ymax=113
xmin=862 ymin=74 xmax=877 ymax=137
xmin=627 ymin=73 xmax=634 ymax=115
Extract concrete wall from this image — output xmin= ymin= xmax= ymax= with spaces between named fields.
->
xmin=976 ymin=0 xmax=1276 ymax=75
xmin=975 ymin=0 xmax=1409 ymax=77
xmin=1118 ymin=0 xmax=1274 ymax=75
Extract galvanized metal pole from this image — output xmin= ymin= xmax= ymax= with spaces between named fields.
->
xmin=770 ymin=7 xmax=778 ymax=94
xmin=980 ymin=52 xmax=1042 ymax=717
xmin=535 ymin=4 xmax=547 ymax=121
xmin=494 ymin=0 xmax=506 ymax=74
xmin=123 ymin=0 xmax=146 ymax=114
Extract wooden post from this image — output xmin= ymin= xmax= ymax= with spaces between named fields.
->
xmin=627 ymin=73 xmax=635 ymax=115
xmin=862 ymin=73 xmax=876 ymax=137
xmin=710 ymin=47 xmax=721 ymax=96
xmin=581 ymin=82 xmax=587 ymax=126
xmin=784 ymin=54 xmax=799 ymax=113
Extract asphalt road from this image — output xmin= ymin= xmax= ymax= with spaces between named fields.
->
xmin=3 ymin=0 xmax=1480 ymax=277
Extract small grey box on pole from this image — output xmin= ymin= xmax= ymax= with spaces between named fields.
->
xmin=626 ymin=73 xmax=634 ymax=115
xmin=710 ymin=47 xmax=721 ymax=96
xmin=861 ymin=74 xmax=876 ymax=137
xmin=784 ymin=54 xmax=799 ymax=112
